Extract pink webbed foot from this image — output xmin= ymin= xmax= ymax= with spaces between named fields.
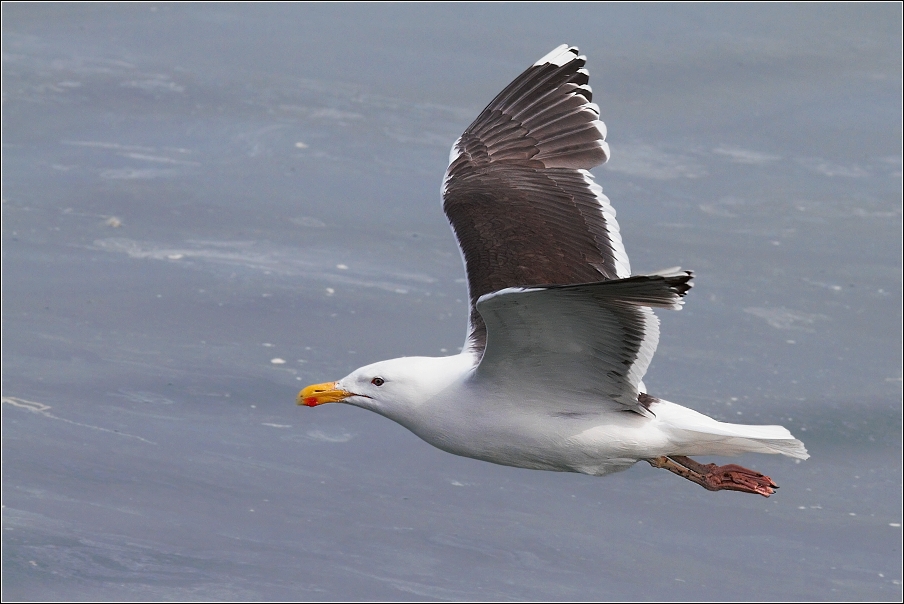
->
xmin=647 ymin=455 xmax=778 ymax=497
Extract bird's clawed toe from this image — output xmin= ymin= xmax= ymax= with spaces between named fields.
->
xmin=648 ymin=455 xmax=778 ymax=497
xmin=699 ymin=462 xmax=778 ymax=497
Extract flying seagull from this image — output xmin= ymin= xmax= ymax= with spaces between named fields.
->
xmin=299 ymin=45 xmax=807 ymax=496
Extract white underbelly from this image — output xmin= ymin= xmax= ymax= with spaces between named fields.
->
xmin=398 ymin=394 xmax=672 ymax=476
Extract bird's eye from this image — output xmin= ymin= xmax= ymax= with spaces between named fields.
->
xmin=371 ymin=377 xmax=385 ymax=386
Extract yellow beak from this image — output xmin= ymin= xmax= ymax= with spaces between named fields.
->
xmin=297 ymin=381 xmax=353 ymax=407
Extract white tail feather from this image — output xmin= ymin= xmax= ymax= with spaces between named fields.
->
xmin=654 ymin=400 xmax=810 ymax=460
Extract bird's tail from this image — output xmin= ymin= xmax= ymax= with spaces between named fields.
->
xmin=654 ymin=400 xmax=809 ymax=459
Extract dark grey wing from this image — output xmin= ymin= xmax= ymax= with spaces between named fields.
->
xmin=472 ymin=270 xmax=693 ymax=415
xmin=442 ymin=45 xmax=630 ymax=353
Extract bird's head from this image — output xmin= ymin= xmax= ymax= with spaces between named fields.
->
xmin=297 ymin=354 xmax=474 ymax=418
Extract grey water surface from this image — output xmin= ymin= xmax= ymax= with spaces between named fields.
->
xmin=2 ymin=3 xmax=901 ymax=601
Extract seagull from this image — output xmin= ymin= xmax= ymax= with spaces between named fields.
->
xmin=298 ymin=45 xmax=807 ymax=496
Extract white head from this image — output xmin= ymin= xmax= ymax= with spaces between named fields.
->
xmin=298 ymin=354 xmax=475 ymax=421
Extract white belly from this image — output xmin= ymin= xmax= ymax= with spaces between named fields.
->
xmin=394 ymin=386 xmax=673 ymax=476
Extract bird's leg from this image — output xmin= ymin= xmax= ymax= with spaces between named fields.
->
xmin=646 ymin=455 xmax=778 ymax=497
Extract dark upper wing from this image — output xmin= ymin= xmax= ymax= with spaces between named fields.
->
xmin=473 ymin=270 xmax=693 ymax=415
xmin=442 ymin=45 xmax=630 ymax=353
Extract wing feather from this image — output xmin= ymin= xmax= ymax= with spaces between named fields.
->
xmin=473 ymin=270 xmax=693 ymax=414
xmin=442 ymin=45 xmax=629 ymax=353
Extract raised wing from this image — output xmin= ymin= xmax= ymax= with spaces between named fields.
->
xmin=442 ymin=45 xmax=630 ymax=354
xmin=473 ymin=270 xmax=693 ymax=415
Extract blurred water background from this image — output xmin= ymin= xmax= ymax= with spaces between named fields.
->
xmin=2 ymin=3 xmax=901 ymax=600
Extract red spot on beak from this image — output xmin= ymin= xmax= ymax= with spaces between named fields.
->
xmin=303 ymin=397 xmax=319 ymax=407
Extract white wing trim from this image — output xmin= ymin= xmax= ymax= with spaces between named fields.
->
xmin=533 ymin=44 xmax=575 ymax=67
xmin=579 ymin=169 xmax=631 ymax=278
